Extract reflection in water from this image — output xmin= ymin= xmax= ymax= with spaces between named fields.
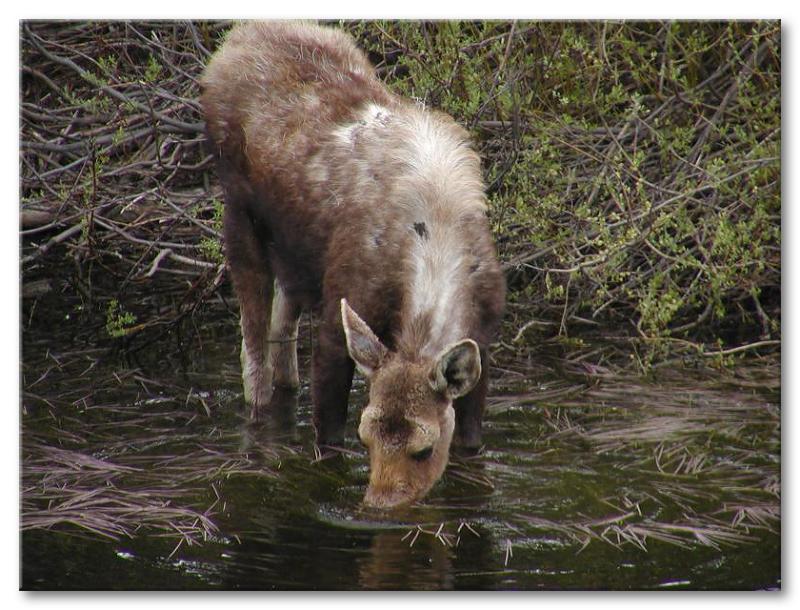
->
xmin=357 ymin=520 xmax=499 ymax=590
xmin=359 ymin=530 xmax=454 ymax=590
xmin=239 ymin=387 xmax=300 ymax=451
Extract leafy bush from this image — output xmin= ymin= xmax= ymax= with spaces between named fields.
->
xmin=347 ymin=21 xmax=780 ymax=361
xmin=21 ymin=21 xmax=780 ymax=364
xmin=105 ymin=298 xmax=137 ymax=338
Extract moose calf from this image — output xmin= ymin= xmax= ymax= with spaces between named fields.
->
xmin=201 ymin=21 xmax=505 ymax=508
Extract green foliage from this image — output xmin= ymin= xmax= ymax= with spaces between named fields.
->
xmin=62 ymin=82 xmax=111 ymax=114
xmin=347 ymin=21 xmax=781 ymax=359
xmin=198 ymin=198 xmax=224 ymax=264
xmin=199 ymin=237 xmax=223 ymax=264
xmin=144 ymin=55 xmax=162 ymax=83
xmin=105 ymin=299 xmax=137 ymax=338
xmin=96 ymin=54 xmax=118 ymax=78
xmin=111 ymin=125 xmax=126 ymax=147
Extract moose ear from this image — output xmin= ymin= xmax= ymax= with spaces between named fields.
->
xmin=341 ymin=299 xmax=388 ymax=377
xmin=429 ymin=339 xmax=482 ymax=399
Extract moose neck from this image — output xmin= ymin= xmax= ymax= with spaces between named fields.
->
xmin=396 ymin=216 xmax=474 ymax=361
xmin=335 ymin=101 xmax=487 ymax=361
xmin=385 ymin=110 xmax=486 ymax=362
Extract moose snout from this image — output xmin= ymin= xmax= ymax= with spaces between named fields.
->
xmin=362 ymin=457 xmax=423 ymax=509
xmin=362 ymin=445 xmax=444 ymax=509
xmin=359 ymin=408 xmax=456 ymax=509
xmin=363 ymin=482 xmax=419 ymax=509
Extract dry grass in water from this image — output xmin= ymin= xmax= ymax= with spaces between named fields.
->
xmin=481 ymin=358 xmax=779 ymax=555
xmin=21 ymin=329 xmax=290 ymax=547
xmin=21 ymin=421 xmax=284 ymax=546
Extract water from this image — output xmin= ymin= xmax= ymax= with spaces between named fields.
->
xmin=20 ymin=285 xmax=781 ymax=590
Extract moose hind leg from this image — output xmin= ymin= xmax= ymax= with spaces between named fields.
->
xmin=224 ymin=204 xmax=274 ymax=408
xmin=239 ymin=288 xmax=273 ymax=408
xmin=268 ymin=281 xmax=302 ymax=390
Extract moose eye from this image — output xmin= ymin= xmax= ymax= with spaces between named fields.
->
xmin=410 ymin=446 xmax=434 ymax=462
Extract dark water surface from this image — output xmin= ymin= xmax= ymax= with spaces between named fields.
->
xmin=21 ymin=290 xmax=780 ymax=590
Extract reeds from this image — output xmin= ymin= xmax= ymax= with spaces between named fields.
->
xmin=21 ymin=430 xmax=277 ymax=545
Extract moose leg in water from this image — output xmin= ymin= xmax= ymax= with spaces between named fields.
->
xmin=222 ymin=200 xmax=275 ymax=409
xmin=312 ymin=301 xmax=356 ymax=447
xmin=453 ymin=347 xmax=490 ymax=452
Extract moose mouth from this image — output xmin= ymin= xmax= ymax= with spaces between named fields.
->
xmin=361 ymin=457 xmax=444 ymax=509
xmin=363 ymin=484 xmax=424 ymax=509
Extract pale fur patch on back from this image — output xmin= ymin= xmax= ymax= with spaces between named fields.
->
xmin=397 ymin=111 xmax=487 ymax=215
xmin=391 ymin=111 xmax=487 ymax=355
xmin=333 ymin=103 xmax=392 ymax=147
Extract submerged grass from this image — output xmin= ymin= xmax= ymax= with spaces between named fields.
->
xmin=21 ymin=286 xmax=780 ymax=575
xmin=21 ymin=320 xmax=288 ymax=546
xmin=21 ymin=427 xmax=276 ymax=544
xmin=480 ymin=356 xmax=780 ymax=557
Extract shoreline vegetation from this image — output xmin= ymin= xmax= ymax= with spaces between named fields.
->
xmin=20 ymin=20 xmax=780 ymax=368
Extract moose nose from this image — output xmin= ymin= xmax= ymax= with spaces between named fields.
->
xmin=364 ymin=484 xmax=416 ymax=509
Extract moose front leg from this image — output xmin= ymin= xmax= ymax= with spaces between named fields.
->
xmin=452 ymin=347 xmax=489 ymax=451
xmin=312 ymin=321 xmax=355 ymax=448
xmin=237 ymin=274 xmax=275 ymax=409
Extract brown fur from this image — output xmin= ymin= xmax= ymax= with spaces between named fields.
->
xmin=201 ymin=21 xmax=505 ymax=508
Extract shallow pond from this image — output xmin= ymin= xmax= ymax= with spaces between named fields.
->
xmin=21 ymin=287 xmax=780 ymax=590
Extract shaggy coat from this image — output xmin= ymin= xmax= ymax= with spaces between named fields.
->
xmin=201 ymin=21 xmax=505 ymax=507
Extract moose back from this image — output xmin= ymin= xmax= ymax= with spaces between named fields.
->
xmin=201 ymin=21 xmax=505 ymax=508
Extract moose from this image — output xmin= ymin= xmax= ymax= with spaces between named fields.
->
xmin=201 ymin=21 xmax=505 ymax=508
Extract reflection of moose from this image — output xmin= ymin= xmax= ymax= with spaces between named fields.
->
xmin=358 ymin=517 xmax=499 ymax=589
xmin=358 ymin=529 xmax=454 ymax=590
xmin=201 ymin=21 xmax=505 ymax=508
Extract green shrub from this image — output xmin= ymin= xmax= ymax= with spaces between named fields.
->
xmin=347 ymin=21 xmax=781 ymax=359
xmin=105 ymin=298 xmax=137 ymax=338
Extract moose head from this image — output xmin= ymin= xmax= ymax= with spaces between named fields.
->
xmin=341 ymin=299 xmax=482 ymax=508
